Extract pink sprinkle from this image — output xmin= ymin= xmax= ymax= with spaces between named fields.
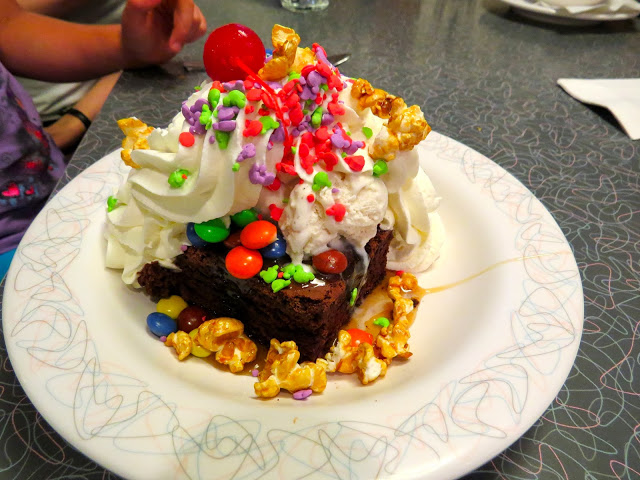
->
xmin=181 ymin=245 xmax=188 ymax=252
xmin=293 ymin=389 xmax=313 ymax=400
xmin=251 ymin=369 xmax=259 ymax=377
xmin=160 ymin=336 xmax=167 ymax=342
xmin=331 ymin=188 xmax=339 ymax=194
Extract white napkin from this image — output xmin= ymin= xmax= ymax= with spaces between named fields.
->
xmin=539 ymin=0 xmax=640 ymax=14
xmin=557 ymin=79 xmax=640 ymax=140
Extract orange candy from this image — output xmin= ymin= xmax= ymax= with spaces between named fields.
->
xmin=225 ymin=246 xmax=263 ymax=279
xmin=240 ymin=220 xmax=278 ymax=249
xmin=347 ymin=328 xmax=374 ymax=348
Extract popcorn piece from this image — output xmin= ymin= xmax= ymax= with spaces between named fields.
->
xmin=350 ymin=78 xmax=430 ymax=161
xmin=216 ymin=336 xmax=258 ymax=373
xmin=254 ymin=339 xmax=328 ymax=398
xmin=259 ymin=25 xmax=303 ymax=81
xmin=325 ymin=331 xmax=387 ymax=385
xmin=165 ymin=331 xmax=192 ymax=360
xmin=356 ymin=343 xmax=387 ymax=385
xmin=197 ymin=317 xmax=244 ymax=352
xmin=117 ymin=117 xmax=154 ymax=169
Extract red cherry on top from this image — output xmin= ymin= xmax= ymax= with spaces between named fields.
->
xmin=203 ymin=24 xmax=266 ymax=82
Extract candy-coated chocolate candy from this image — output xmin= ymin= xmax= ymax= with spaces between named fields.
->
xmin=347 ymin=328 xmax=373 ymax=348
xmin=157 ymin=295 xmax=188 ymax=319
xmin=231 ymin=208 xmax=259 ymax=227
xmin=223 ymin=230 xmax=243 ymax=249
xmin=240 ymin=220 xmax=277 ymax=250
xmin=260 ymin=236 xmax=287 ymax=259
xmin=147 ymin=312 xmax=178 ymax=337
xmin=177 ymin=305 xmax=207 ymax=333
xmin=312 ymin=249 xmax=348 ymax=274
xmin=194 ymin=218 xmax=230 ymax=243
xmin=226 ymin=246 xmax=263 ymax=279
xmin=188 ymin=330 xmax=212 ymax=357
xmin=203 ymin=24 xmax=266 ymax=82
xmin=186 ymin=222 xmax=209 ymax=247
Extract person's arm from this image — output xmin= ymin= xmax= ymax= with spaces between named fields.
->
xmin=0 ymin=0 xmax=206 ymax=82
xmin=16 ymin=0 xmax=87 ymax=17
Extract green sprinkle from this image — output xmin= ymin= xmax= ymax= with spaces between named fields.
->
xmin=311 ymin=107 xmax=323 ymax=127
xmin=288 ymin=71 xmax=301 ymax=80
xmin=208 ymin=88 xmax=221 ymax=108
xmin=349 ymin=288 xmax=358 ymax=306
xmin=168 ymin=169 xmax=190 ymax=188
xmin=222 ymin=90 xmax=246 ymax=108
xmin=372 ymin=159 xmax=389 ymax=177
xmin=341 ymin=152 xmax=347 ymax=158
xmin=282 ymin=198 xmax=289 ymax=204
xmin=346 ymin=131 xmax=351 ymax=136
xmin=302 ymin=109 xmax=309 ymax=115
xmin=199 ymin=104 xmax=213 ymax=129
xmin=312 ymin=171 xmax=332 ymax=192
xmin=373 ymin=317 xmax=390 ymax=328
xmin=232 ymin=162 xmax=240 ymax=172
xmin=215 ymin=130 xmax=230 ymax=150
xmin=194 ymin=86 xmax=201 ymax=91
xmin=293 ymin=266 xmax=315 ymax=283
xmin=281 ymin=264 xmax=297 ymax=280
xmin=362 ymin=126 xmax=373 ymax=139
xmin=259 ymin=116 xmax=280 ymax=134
xmin=231 ymin=209 xmax=258 ymax=227
xmin=106 ymin=196 xmax=119 ymax=212
xmin=271 ymin=278 xmax=291 ymax=293
xmin=290 ymin=146 xmax=298 ymax=155
xmin=320 ymin=84 xmax=329 ymax=91
xmin=259 ymin=265 xmax=279 ymax=284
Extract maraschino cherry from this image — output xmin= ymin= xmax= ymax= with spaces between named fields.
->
xmin=203 ymin=24 xmax=266 ymax=82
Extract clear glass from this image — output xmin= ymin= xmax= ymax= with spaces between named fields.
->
xmin=281 ymin=0 xmax=329 ymax=12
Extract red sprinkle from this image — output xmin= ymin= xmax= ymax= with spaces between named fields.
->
xmin=307 ymin=194 xmax=315 ymax=203
xmin=278 ymin=271 xmax=284 ymax=278
xmin=243 ymin=79 xmax=255 ymax=90
xmin=244 ymin=105 xmax=255 ymax=114
xmin=210 ymin=81 xmax=226 ymax=92
xmin=243 ymin=120 xmax=263 ymax=137
xmin=320 ymin=152 xmax=338 ymax=171
xmin=246 ymin=88 xmax=262 ymax=101
xmin=396 ymin=270 xmax=405 ymax=276
xmin=258 ymin=108 xmax=270 ymax=116
xmin=269 ymin=204 xmax=284 ymax=221
xmin=315 ymin=126 xmax=330 ymax=142
xmin=266 ymin=177 xmax=281 ymax=191
xmin=179 ymin=132 xmax=195 ymax=147
xmin=344 ymin=155 xmax=365 ymax=172
xmin=326 ymin=203 xmax=346 ymax=222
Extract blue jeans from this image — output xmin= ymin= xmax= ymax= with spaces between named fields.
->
xmin=0 ymin=248 xmax=16 ymax=280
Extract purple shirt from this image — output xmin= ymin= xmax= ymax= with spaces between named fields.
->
xmin=0 ymin=61 xmax=65 ymax=254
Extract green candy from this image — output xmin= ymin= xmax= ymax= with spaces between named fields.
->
xmin=372 ymin=159 xmax=389 ymax=177
xmin=231 ymin=209 xmax=258 ymax=227
xmin=215 ymin=130 xmax=230 ymax=150
xmin=259 ymin=265 xmax=279 ymax=284
xmin=168 ymin=168 xmax=190 ymax=188
xmin=271 ymin=278 xmax=291 ymax=293
xmin=106 ymin=196 xmax=119 ymax=212
xmin=223 ymin=90 xmax=246 ymax=108
xmin=373 ymin=317 xmax=390 ymax=328
xmin=259 ymin=116 xmax=280 ymax=134
xmin=293 ymin=266 xmax=315 ymax=284
xmin=193 ymin=218 xmax=229 ymax=243
xmin=231 ymin=162 xmax=240 ymax=172
xmin=208 ymin=88 xmax=221 ymax=108
xmin=349 ymin=288 xmax=358 ymax=306
xmin=362 ymin=126 xmax=373 ymax=139
xmin=311 ymin=107 xmax=323 ymax=127
xmin=312 ymin=171 xmax=332 ymax=192
xmin=281 ymin=264 xmax=297 ymax=280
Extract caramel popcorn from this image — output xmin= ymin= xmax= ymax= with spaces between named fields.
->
xmin=254 ymin=339 xmax=328 ymax=398
xmin=117 ymin=117 xmax=154 ymax=169
xmin=165 ymin=317 xmax=257 ymax=373
xmin=350 ymin=79 xmax=431 ymax=161
xmin=259 ymin=25 xmax=315 ymax=81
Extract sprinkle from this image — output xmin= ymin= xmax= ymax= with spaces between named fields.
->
xmin=307 ymin=194 xmax=315 ymax=203
xmin=160 ymin=335 xmax=167 ymax=342
xmin=293 ymin=266 xmax=315 ymax=283
xmin=278 ymin=271 xmax=284 ymax=278
xmin=215 ymin=130 xmax=231 ymax=149
xmin=249 ymin=164 xmax=276 ymax=186
xmin=396 ymin=270 xmax=405 ymax=276
xmin=349 ymin=288 xmax=358 ymax=306
xmin=179 ymin=132 xmax=195 ymax=147
xmin=372 ymin=159 xmax=389 ymax=177
xmin=331 ymin=188 xmax=340 ymax=194
xmin=168 ymin=168 xmax=190 ymax=188
xmin=217 ymin=106 xmax=239 ymax=121
xmin=282 ymin=198 xmax=289 ymax=203
xmin=180 ymin=245 xmax=188 ymax=252
xmin=326 ymin=203 xmax=346 ymax=222
xmin=106 ymin=195 xmax=119 ymax=212
xmin=266 ymin=177 xmax=281 ymax=192
xmin=271 ymin=278 xmax=291 ymax=292
xmin=245 ymin=105 xmax=255 ymax=114
xmin=312 ymin=171 xmax=332 ymax=192
xmin=251 ymin=369 xmax=260 ymax=377
xmin=268 ymin=204 xmax=284 ymax=221
xmin=212 ymin=120 xmax=237 ymax=132
xmin=259 ymin=265 xmax=279 ymax=284
xmin=291 ymin=146 xmax=298 ymax=155
xmin=236 ymin=143 xmax=256 ymax=162
xmin=194 ymin=86 xmax=201 ymax=91
xmin=259 ymin=116 xmax=280 ymax=134
xmin=222 ymin=89 xmax=247 ymax=108
xmin=362 ymin=126 xmax=373 ymax=139
xmin=232 ymin=163 xmax=240 ymax=172
xmin=208 ymin=88 xmax=221 ymax=107
xmin=243 ymin=120 xmax=263 ymax=137
xmin=344 ymin=155 xmax=365 ymax=172
xmin=222 ymin=80 xmax=245 ymax=93
xmin=293 ymin=389 xmax=313 ymax=400
xmin=311 ymin=107 xmax=323 ymax=127
xmin=373 ymin=317 xmax=390 ymax=328
xmin=208 ymin=135 xmax=216 ymax=144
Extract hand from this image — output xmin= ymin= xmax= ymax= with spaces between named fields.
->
xmin=121 ymin=0 xmax=207 ymax=67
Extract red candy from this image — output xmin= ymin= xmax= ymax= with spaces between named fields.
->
xmin=203 ymin=24 xmax=266 ymax=82
xmin=223 ymin=230 xmax=243 ymax=249
xmin=347 ymin=328 xmax=374 ymax=348
xmin=240 ymin=220 xmax=277 ymax=249
xmin=312 ymin=249 xmax=348 ymax=274
xmin=226 ymin=246 xmax=263 ymax=279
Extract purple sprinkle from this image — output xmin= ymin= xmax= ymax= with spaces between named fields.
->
xmin=267 ymin=141 xmax=273 ymax=151
xmin=300 ymin=86 xmax=316 ymax=101
xmin=212 ymin=120 xmax=237 ymax=132
xmin=267 ymin=81 xmax=283 ymax=90
xmin=331 ymin=132 xmax=351 ymax=149
xmin=269 ymin=125 xmax=285 ymax=143
xmin=321 ymin=113 xmax=334 ymax=126
xmin=181 ymin=103 xmax=193 ymax=121
xmin=217 ymin=106 xmax=239 ymax=121
xmin=180 ymin=244 xmax=188 ymax=252
xmin=249 ymin=164 xmax=275 ymax=186
xmin=190 ymin=98 xmax=209 ymax=113
xmin=345 ymin=142 xmax=362 ymax=155
xmin=160 ymin=336 xmax=167 ymax=342
xmin=293 ymin=389 xmax=313 ymax=400
xmin=251 ymin=369 xmax=259 ymax=377
xmin=236 ymin=143 xmax=256 ymax=162
xmin=208 ymin=135 xmax=216 ymax=144
xmin=332 ymin=188 xmax=340 ymax=194
xmin=291 ymin=129 xmax=301 ymax=138
xmin=298 ymin=76 xmax=307 ymax=86
xmin=222 ymin=80 xmax=245 ymax=92
xmin=307 ymin=70 xmax=325 ymax=88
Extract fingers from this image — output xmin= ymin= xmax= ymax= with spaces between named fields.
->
xmin=126 ymin=0 xmax=163 ymax=11
xmin=168 ymin=0 xmax=194 ymax=52
xmin=184 ymin=5 xmax=207 ymax=44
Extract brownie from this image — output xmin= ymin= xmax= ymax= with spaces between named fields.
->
xmin=138 ymin=228 xmax=393 ymax=361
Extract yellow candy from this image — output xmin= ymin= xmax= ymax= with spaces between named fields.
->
xmin=157 ymin=295 xmax=188 ymax=319
xmin=188 ymin=329 xmax=212 ymax=358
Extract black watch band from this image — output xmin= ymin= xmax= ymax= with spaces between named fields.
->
xmin=62 ymin=107 xmax=92 ymax=130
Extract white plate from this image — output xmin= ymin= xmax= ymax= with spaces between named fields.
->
xmin=2 ymin=132 xmax=584 ymax=480
xmin=500 ymin=0 xmax=639 ymax=24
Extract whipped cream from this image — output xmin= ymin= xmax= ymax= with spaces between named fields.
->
xmin=106 ymin=72 xmax=444 ymax=286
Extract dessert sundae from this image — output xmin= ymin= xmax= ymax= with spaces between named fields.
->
xmin=105 ymin=24 xmax=444 ymax=398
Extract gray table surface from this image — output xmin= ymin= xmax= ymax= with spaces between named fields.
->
xmin=1 ymin=0 xmax=639 ymax=478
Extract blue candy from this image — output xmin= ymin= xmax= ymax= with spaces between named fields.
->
xmin=260 ymin=236 xmax=287 ymax=259
xmin=186 ymin=222 xmax=209 ymax=247
xmin=147 ymin=312 xmax=178 ymax=337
